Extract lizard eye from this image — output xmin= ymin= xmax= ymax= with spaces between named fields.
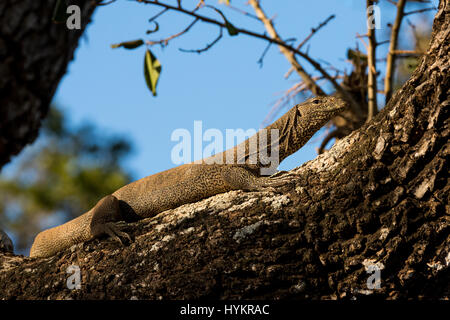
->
xmin=312 ymin=99 xmax=320 ymax=104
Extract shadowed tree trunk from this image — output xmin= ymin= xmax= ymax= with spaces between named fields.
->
xmin=0 ymin=1 xmax=448 ymax=300
xmin=0 ymin=0 xmax=96 ymax=169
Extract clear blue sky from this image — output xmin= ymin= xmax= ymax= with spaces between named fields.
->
xmin=45 ymin=0 xmax=435 ymax=179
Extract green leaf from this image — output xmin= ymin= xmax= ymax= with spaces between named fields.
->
xmin=111 ymin=39 xmax=145 ymax=50
xmin=210 ymin=6 xmax=239 ymax=36
xmin=144 ymin=49 xmax=162 ymax=97
xmin=225 ymin=21 xmax=238 ymax=36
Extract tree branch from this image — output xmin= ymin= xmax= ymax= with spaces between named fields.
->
xmin=404 ymin=7 xmax=438 ymax=16
xmin=393 ymin=49 xmax=424 ymax=55
xmin=179 ymin=27 xmax=223 ymax=53
xmin=257 ymin=42 xmax=272 ymax=67
xmin=148 ymin=8 xmax=169 ymax=23
xmin=147 ymin=18 xmax=199 ymax=46
xmin=137 ymin=0 xmax=361 ymax=114
xmin=384 ymin=0 xmax=406 ymax=104
xmin=226 ymin=4 xmax=259 ymax=21
xmin=248 ymin=0 xmax=325 ymax=96
xmin=366 ymin=0 xmax=378 ymax=121
xmin=317 ymin=129 xmax=341 ymax=154
xmin=284 ymin=14 xmax=335 ymax=79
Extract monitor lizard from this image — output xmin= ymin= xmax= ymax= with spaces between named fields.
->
xmin=29 ymin=96 xmax=348 ymax=258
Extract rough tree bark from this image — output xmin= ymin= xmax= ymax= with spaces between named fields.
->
xmin=0 ymin=0 xmax=96 ymax=169
xmin=0 ymin=1 xmax=448 ymax=300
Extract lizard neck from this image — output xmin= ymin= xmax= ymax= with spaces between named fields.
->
xmin=201 ymin=104 xmax=322 ymax=169
xmin=266 ymin=107 xmax=337 ymax=164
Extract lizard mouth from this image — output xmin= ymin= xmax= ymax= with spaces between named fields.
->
xmin=307 ymin=105 xmax=347 ymax=117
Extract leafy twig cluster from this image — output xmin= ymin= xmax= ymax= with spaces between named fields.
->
xmin=106 ymin=0 xmax=437 ymax=152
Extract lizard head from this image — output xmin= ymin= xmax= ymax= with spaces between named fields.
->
xmin=297 ymin=96 xmax=349 ymax=119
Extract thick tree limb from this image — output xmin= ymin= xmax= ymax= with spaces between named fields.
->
xmin=0 ymin=0 xmax=97 ymax=169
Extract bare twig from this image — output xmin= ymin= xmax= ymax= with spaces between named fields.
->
xmin=366 ymin=0 xmax=378 ymax=121
xmin=285 ymin=14 xmax=335 ymax=79
xmin=355 ymin=32 xmax=369 ymax=51
xmin=179 ymin=27 xmax=223 ymax=53
xmin=148 ymin=8 xmax=169 ymax=23
xmin=248 ymin=0 xmax=325 ymax=96
xmin=356 ymin=33 xmax=378 ymax=75
xmin=298 ymin=14 xmax=335 ymax=50
xmin=384 ymin=0 xmax=406 ymax=104
xmin=406 ymin=19 xmax=418 ymax=36
xmin=193 ymin=0 xmax=205 ymax=13
xmin=263 ymin=74 xmax=336 ymax=126
xmin=404 ymin=7 xmax=438 ymax=16
xmin=137 ymin=0 xmax=360 ymax=113
xmin=377 ymin=39 xmax=391 ymax=46
xmin=393 ymin=49 xmax=424 ymax=55
xmin=146 ymin=21 xmax=159 ymax=34
xmin=262 ymin=82 xmax=309 ymax=127
xmin=96 ymin=0 xmax=116 ymax=6
xmin=318 ymin=129 xmax=341 ymax=154
xmin=147 ymin=18 xmax=199 ymax=46
xmin=257 ymin=42 xmax=272 ymax=67
xmin=227 ymin=4 xmax=259 ymax=21
xmin=405 ymin=18 xmax=428 ymax=51
xmin=137 ymin=0 xmax=297 ymax=55
xmin=394 ymin=51 xmax=426 ymax=58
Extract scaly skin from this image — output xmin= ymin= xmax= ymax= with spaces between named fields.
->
xmin=30 ymin=96 xmax=348 ymax=258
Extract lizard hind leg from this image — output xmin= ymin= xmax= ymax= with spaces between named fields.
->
xmin=90 ymin=195 xmax=131 ymax=245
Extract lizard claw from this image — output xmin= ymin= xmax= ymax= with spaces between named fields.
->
xmin=102 ymin=222 xmax=132 ymax=245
